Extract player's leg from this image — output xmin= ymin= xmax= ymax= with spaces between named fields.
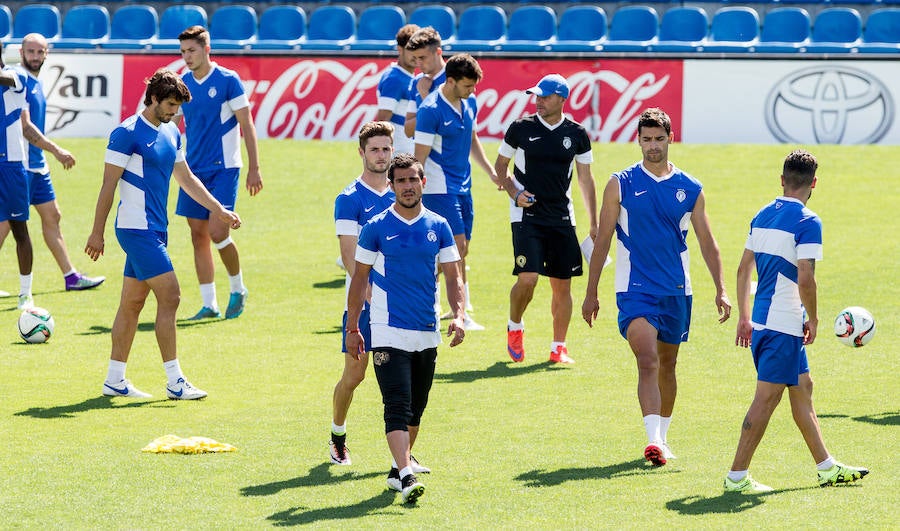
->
xmin=374 ymin=348 xmax=423 ymax=500
xmin=10 ymin=220 xmax=35 ymax=309
xmin=655 ymin=295 xmax=692 ymax=453
xmin=209 ymin=168 xmax=247 ymax=319
xmin=545 ymin=226 xmax=580 ymax=363
xmin=548 ymin=277 xmax=573 ymax=362
xmin=510 ymin=272 xmax=538 ymax=323
xmin=724 ymin=379 xmax=784 ymax=493
xmin=34 ymin=199 xmax=105 ymax=290
xmin=657 ymin=341 xmax=679 ymax=418
xmin=407 ymin=347 xmax=437 ymax=474
xmin=330 ymin=309 xmax=371 ymax=465
xmin=185 ymin=216 xmax=219 ymax=318
xmin=103 ymin=275 xmax=153 ymax=398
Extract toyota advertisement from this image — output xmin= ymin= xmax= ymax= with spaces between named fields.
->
xmin=33 ymin=54 xmax=900 ymax=145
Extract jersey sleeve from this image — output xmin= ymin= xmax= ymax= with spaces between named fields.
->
xmin=574 ymin=127 xmax=593 ymax=163
xmin=334 ymin=192 xmax=360 ymax=236
xmin=377 ymin=71 xmax=405 ymax=110
xmin=795 ymin=215 xmax=823 ymax=261
xmin=226 ymin=74 xmax=250 ymax=111
xmin=105 ymin=126 xmax=134 ymax=167
xmin=437 ymin=221 xmax=460 ymax=263
xmin=414 ymin=103 xmax=438 ymax=146
xmin=498 ymin=120 xmax=521 ymax=158
xmin=355 ymin=222 xmax=379 ymax=265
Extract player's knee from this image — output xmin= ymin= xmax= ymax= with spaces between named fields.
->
xmin=383 ymin=401 xmax=412 ymax=433
xmin=213 ymin=235 xmax=234 ymax=250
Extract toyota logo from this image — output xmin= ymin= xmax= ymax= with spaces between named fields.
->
xmin=765 ymin=66 xmax=894 ymax=144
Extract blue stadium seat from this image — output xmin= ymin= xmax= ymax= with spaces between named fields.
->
xmin=302 ymin=6 xmax=356 ymax=51
xmin=552 ymin=6 xmax=606 ymax=52
xmin=653 ymin=7 xmax=708 ymax=53
xmin=254 ymin=6 xmax=306 ymax=50
xmin=807 ymin=8 xmax=862 ymax=53
xmin=449 ymin=5 xmax=507 ymax=52
xmin=351 ymin=5 xmax=406 ymax=51
xmin=408 ymin=5 xmax=456 ymax=42
xmin=756 ymin=7 xmax=811 ymax=54
xmin=153 ymin=5 xmax=207 ymax=50
xmin=603 ymin=6 xmax=659 ymax=52
xmin=704 ymin=6 xmax=760 ymax=53
xmin=860 ymin=8 xmax=900 ymax=53
xmin=210 ymin=5 xmax=257 ymax=50
xmin=0 ymin=6 xmax=12 ymax=42
xmin=101 ymin=5 xmax=158 ymax=50
xmin=54 ymin=5 xmax=110 ymax=50
xmin=504 ymin=6 xmax=557 ymax=52
xmin=13 ymin=5 xmax=61 ymax=41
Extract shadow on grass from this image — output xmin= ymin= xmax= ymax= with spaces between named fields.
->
xmin=80 ymin=319 xmax=223 ymax=335
xmin=854 ymin=411 xmax=899 ymax=426
xmin=241 ymin=463 xmax=383 ymax=497
xmin=666 ymin=485 xmax=818 ymax=515
xmin=267 ymin=490 xmax=400 ymax=526
xmin=313 ymin=278 xmax=344 ymax=289
xmin=312 ymin=325 xmax=343 ymax=336
xmin=515 ymin=459 xmax=672 ymax=487
xmin=14 ymin=396 xmax=172 ymax=419
xmin=435 ymin=360 xmax=568 ymax=383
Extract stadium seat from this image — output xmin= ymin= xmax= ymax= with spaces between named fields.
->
xmin=603 ymin=6 xmax=658 ymax=52
xmin=860 ymin=8 xmax=900 ymax=53
xmin=756 ymin=7 xmax=811 ymax=54
xmin=13 ymin=4 xmax=61 ymax=41
xmin=254 ymin=5 xmax=306 ymax=50
xmin=153 ymin=5 xmax=208 ymax=50
xmin=408 ymin=5 xmax=456 ymax=42
xmin=54 ymin=5 xmax=110 ymax=50
xmin=302 ymin=6 xmax=356 ymax=51
xmin=807 ymin=8 xmax=862 ymax=53
xmin=210 ymin=5 xmax=257 ymax=50
xmin=504 ymin=6 xmax=557 ymax=52
xmin=101 ymin=5 xmax=158 ymax=50
xmin=449 ymin=5 xmax=507 ymax=52
xmin=552 ymin=5 xmax=607 ymax=52
xmin=704 ymin=6 xmax=760 ymax=53
xmin=0 ymin=6 xmax=12 ymax=42
xmin=351 ymin=5 xmax=406 ymax=51
xmin=653 ymin=7 xmax=708 ymax=53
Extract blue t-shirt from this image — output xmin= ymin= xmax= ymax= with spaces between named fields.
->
xmin=746 ymin=196 xmax=823 ymax=337
xmin=105 ymin=114 xmax=184 ymax=232
xmin=613 ymin=162 xmax=702 ymax=296
xmin=377 ymin=64 xmax=416 ymax=155
xmin=414 ymin=86 xmax=477 ymax=195
xmin=17 ymin=69 xmax=47 ymax=172
xmin=0 ymin=66 xmax=27 ymax=164
xmin=406 ymin=68 xmax=446 ymax=116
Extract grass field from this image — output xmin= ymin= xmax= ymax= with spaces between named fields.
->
xmin=0 ymin=139 xmax=896 ymax=528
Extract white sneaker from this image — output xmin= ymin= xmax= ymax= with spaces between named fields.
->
xmin=662 ymin=442 xmax=677 ymax=460
xmin=102 ymin=379 xmax=151 ymax=398
xmin=166 ymin=378 xmax=207 ymax=400
xmin=410 ymin=454 xmax=431 ymax=474
xmin=0 ymin=289 xmax=10 ymax=297
xmin=18 ymin=294 xmax=34 ymax=310
xmin=400 ymin=474 xmax=425 ymax=504
xmin=463 ymin=316 xmax=485 ymax=331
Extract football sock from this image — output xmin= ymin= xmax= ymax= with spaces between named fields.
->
xmin=816 ymin=456 xmax=835 ymax=471
xmin=465 ymin=282 xmax=472 ymax=308
xmin=643 ymin=414 xmax=662 ymax=443
xmin=660 ymin=416 xmax=672 ymax=442
xmin=507 ymin=320 xmax=524 ymax=331
xmin=550 ymin=341 xmax=565 ymax=352
xmin=20 ymin=273 xmax=33 ymax=297
xmin=199 ymin=282 xmax=217 ymax=310
xmin=163 ymin=359 xmax=185 ymax=385
xmin=106 ymin=360 xmax=126 ymax=384
xmin=63 ymin=268 xmax=77 ymax=278
xmin=399 ymin=466 xmax=413 ymax=480
xmin=727 ymin=470 xmax=748 ymax=482
xmin=228 ymin=272 xmax=245 ymax=294
xmin=332 ymin=422 xmax=346 ymax=436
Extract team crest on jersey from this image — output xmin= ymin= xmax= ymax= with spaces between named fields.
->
xmin=427 ymin=230 xmax=437 ymax=242
xmin=208 ymin=87 xmax=217 ymax=98
xmin=562 ymin=136 xmax=572 ymax=150
xmin=516 ymin=255 xmax=527 ymax=267
xmin=373 ymin=351 xmax=390 ymax=366
xmin=676 ymin=189 xmax=687 ymax=203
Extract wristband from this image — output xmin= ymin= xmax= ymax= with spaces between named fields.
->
xmin=514 ymin=190 xmax=524 ymax=203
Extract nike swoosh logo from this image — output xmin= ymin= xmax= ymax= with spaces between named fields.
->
xmin=529 ymin=136 xmax=541 ymax=141
xmin=10 ymin=212 xmax=24 ymax=217
xmin=146 ymin=141 xmax=155 ymax=147
xmin=635 ymin=190 xmax=648 ymax=196
xmin=364 ymin=206 xmax=375 ymax=212
xmin=443 ymin=121 xmax=453 ymax=126
xmin=104 ymin=383 xmax=130 ymax=395
xmin=168 ymin=386 xmax=184 ymax=397
xmin=386 ymin=235 xmax=400 ymax=240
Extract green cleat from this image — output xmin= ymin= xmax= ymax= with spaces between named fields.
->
xmin=818 ymin=462 xmax=869 ymax=487
xmin=724 ymin=474 xmax=774 ymax=494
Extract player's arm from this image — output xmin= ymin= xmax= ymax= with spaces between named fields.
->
xmin=797 ymin=258 xmax=818 ymax=345
xmin=0 ymin=70 xmax=16 ymax=87
xmin=575 ymin=160 xmax=598 ymax=239
xmin=173 ymin=161 xmax=241 ymax=229
xmin=345 ymin=260 xmax=372 ymax=358
xmin=414 ymin=141 xmax=432 ymax=169
xmin=581 ymin=176 xmax=620 ymax=327
xmin=85 ymin=163 xmax=125 ymax=261
xmin=234 ymin=106 xmax=263 ymax=196
xmin=338 ymin=234 xmax=357 ymax=277
xmin=734 ymin=248 xmax=756 ymax=348
xmin=691 ymin=191 xmax=731 ymax=322
xmin=20 ymin=108 xmax=75 ymax=169
xmin=470 ymin=130 xmax=500 ymax=189
xmin=440 ymin=259 xmax=465 ymax=347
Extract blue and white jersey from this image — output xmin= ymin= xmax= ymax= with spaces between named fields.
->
xmin=180 ymin=63 xmax=249 ymax=173
xmin=17 ymin=69 xmax=48 ymax=173
xmin=356 ymin=206 xmax=460 ymax=351
xmin=405 ymin=68 xmax=446 ymax=117
xmin=0 ymin=66 xmax=27 ymax=164
xmin=415 ymin=86 xmax=477 ymax=195
xmin=377 ymin=63 xmax=415 ymax=155
xmin=613 ymin=161 xmax=702 ymax=296
xmin=747 ymin=196 xmax=822 ymax=337
xmin=105 ymin=114 xmax=184 ymax=232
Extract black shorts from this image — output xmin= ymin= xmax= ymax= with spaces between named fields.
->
xmin=372 ymin=346 xmax=438 ymax=432
xmin=511 ymin=221 xmax=583 ymax=278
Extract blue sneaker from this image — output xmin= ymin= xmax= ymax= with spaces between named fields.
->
xmin=187 ymin=306 xmax=220 ymax=320
xmin=225 ymin=289 xmax=247 ymax=319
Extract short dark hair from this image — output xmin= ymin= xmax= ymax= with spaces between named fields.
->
xmin=445 ymin=53 xmax=482 ymax=82
xmin=359 ymin=121 xmax=394 ymax=149
xmin=388 ymin=153 xmax=423 ymax=182
xmin=406 ymin=27 xmax=442 ymax=51
xmin=178 ymin=25 xmax=209 ymax=46
xmin=143 ymin=69 xmax=191 ymax=106
xmin=782 ymin=149 xmax=818 ymax=189
xmin=637 ymin=107 xmax=672 ymax=136
xmin=396 ymin=24 xmax=420 ymax=48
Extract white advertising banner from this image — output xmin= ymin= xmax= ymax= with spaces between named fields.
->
xmin=36 ymin=54 xmax=124 ymax=138
xmin=683 ymin=60 xmax=898 ymax=145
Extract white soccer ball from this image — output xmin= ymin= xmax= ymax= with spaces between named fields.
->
xmin=833 ymin=306 xmax=875 ymax=348
xmin=18 ymin=307 xmax=55 ymax=344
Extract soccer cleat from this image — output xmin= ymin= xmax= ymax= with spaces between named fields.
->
xmin=0 ymin=289 xmax=10 ymax=297
xmin=410 ymin=454 xmax=431 ymax=474
xmin=644 ymin=442 xmax=667 ymax=466
xmin=387 ymin=467 xmax=402 ymax=492
xmin=724 ymin=474 xmax=774 ymax=494
xmin=662 ymin=442 xmax=677 ymax=460
xmin=166 ymin=378 xmax=208 ymax=400
xmin=187 ymin=306 xmax=220 ymax=320
xmin=102 ymin=379 xmax=152 ymax=398
xmin=463 ymin=316 xmax=485 ymax=331
xmin=329 ymin=435 xmax=351 ymax=466
xmin=65 ymin=272 xmax=105 ymax=291
xmin=818 ymin=462 xmax=869 ymax=487
xmin=549 ymin=345 xmax=575 ymax=364
xmin=18 ymin=294 xmax=34 ymax=310
xmin=225 ymin=289 xmax=248 ymax=319
xmin=400 ymin=474 xmax=425 ymax=504
xmin=507 ymin=328 xmax=525 ymax=362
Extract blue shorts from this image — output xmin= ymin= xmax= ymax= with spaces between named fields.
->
xmin=617 ymin=292 xmax=692 ymax=344
xmin=28 ymin=170 xmax=56 ymax=205
xmin=116 ymin=228 xmax=174 ymax=281
xmin=0 ymin=163 xmax=30 ymax=222
xmin=751 ymin=328 xmax=809 ymax=386
xmin=342 ymin=306 xmax=372 ymax=353
xmin=175 ymin=167 xmax=239 ymax=219
xmin=423 ymin=192 xmax=474 ymax=240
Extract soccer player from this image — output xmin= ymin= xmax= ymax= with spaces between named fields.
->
xmin=495 ymin=74 xmax=598 ymax=364
xmin=329 ymin=121 xmax=398 ymax=465
xmin=403 ymin=27 xmax=446 ymax=141
xmin=581 ymin=108 xmax=732 ymax=466
xmin=177 ymin=26 xmax=263 ymax=321
xmin=724 ymin=149 xmax=868 ymax=493
xmin=374 ymin=24 xmax=418 ymax=156
xmin=414 ymin=53 xmax=499 ymax=331
xmin=0 ymin=42 xmax=76 ymax=310
xmin=345 ymin=153 xmax=465 ymax=504
xmin=85 ymin=69 xmax=241 ymax=400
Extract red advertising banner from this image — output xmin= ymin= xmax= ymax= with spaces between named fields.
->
xmin=122 ymin=56 xmax=683 ymax=142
